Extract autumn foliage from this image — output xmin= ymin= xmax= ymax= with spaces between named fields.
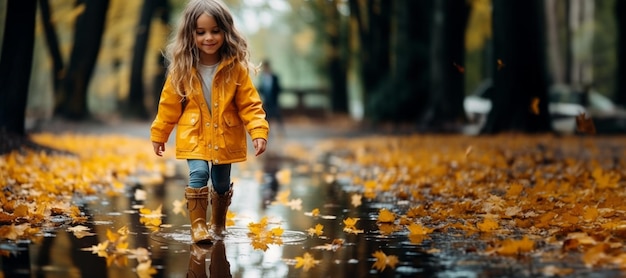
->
xmin=313 ymin=133 xmax=626 ymax=271
xmin=3 ymin=131 xmax=626 ymax=275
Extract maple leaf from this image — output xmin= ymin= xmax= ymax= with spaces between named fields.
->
xmin=13 ymin=204 xmax=29 ymax=218
xmin=378 ymin=223 xmax=397 ymax=235
xmin=140 ymin=205 xmax=163 ymax=228
xmin=251 ymin=239 xmax=269 ymax=251
xmin=351 ymin=194 xmax=362 ymax=207
xmin=226 ymin=210 xmax=236 ymax=227
xmin=107 ymin=252 xmax=129 ymax=267
xmin=136 ymin=259 xmax=158 ymax=278
xmin=312 ymin=238 xmax=344 ymax=251
xmin=482 ymin=195 xmax=505 ymax=213
xmin=139 ymin=205 xmax=163 ymax=218
xmin=409 ymin=235 xmax=428 ymax=244
xmin=496 ymin=236 xmax=535 ymax=256
xmin=68 ymin=225 xmax=95 ymax=238
xmin=591 ymin=168 xmax=620 ymax=189
xmin=309 ymin=208 xmax=320 ymax=217
xmin=248 ymin=217 xmax=269 ymax=236
xmin=477 ymin=215 xmax=499 ymax=232
xmin=117 ymin=226 xmax=130 ymax=236
xmin=72 ymin=230 xmax=96 ymax=239
xmin=67 ymin=225 xmax=90 ymax=233
xmin=344 ymin=227 xmax=364 ymax=235
xmin=398 ymin=216 xmax=412 ymax=226
xmin=505 ymin=183 xmax=524 ymax=199
xmin=583 ymin=206 xmax=599 ymax=222
xmin=504 ymin=206 xmax=522 ymax=218
xmin=575 ymin=112 xmax=596 ymax=134
xmin=273 ymin=190 xmax=291 ymax=205
xmin=84 ymin=241 xmax=110 ymax=257
xmin=530 ymin=97 xmax=540 ymax=115
xmin=294 ymin=252 xmax=320 ymax=272
xmin=270 ymin=226 xmax=284 ymax=237
xmin=406 ymin=206 xmax=425 ymax=218
xmin=116 ymin=241 xmax=129 ymax=253
xmin=377 ymin=208 xmax=395 ymax=223
xmin=343 ymin=217 xmax=359 ymax=230
xmin=172 ymin=198 xmax=187 ymax=216
xmin=287 ymin=198 xmax=303 ymax=211
xmin=307 ymin=223 xmax=324 ymax=237
xmin=407 ymin=223 xmax=433 ymax=236
xmin=371 ymin=250 xmax=399 ymax=272
xmin=129 ymin=247 xmax=151 ymax=262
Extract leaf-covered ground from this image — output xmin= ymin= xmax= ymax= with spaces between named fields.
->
xmin=313 ymin=134 xmax=626 ymax=274
xmin=2 ymin=129 xmax=626 ymax=276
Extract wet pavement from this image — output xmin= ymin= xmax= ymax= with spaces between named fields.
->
xmin=2 ymin=117 xmax=625 ymax=277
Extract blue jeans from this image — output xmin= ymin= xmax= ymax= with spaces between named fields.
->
xmin=187 ymin=160 xmax=231 ymax=194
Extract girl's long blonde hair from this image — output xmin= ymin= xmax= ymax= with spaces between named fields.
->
xmin=164 ymin=0 xmax=256 ymax=97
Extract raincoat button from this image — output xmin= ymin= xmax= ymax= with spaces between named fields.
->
xmin=214 ymin=103 xmax=218 ymax=107
xmin=214 ymin=146 xmax=218 ymax=150
xmin=208 ymin=144 xmax=211 ymax=148
xmin=191 ymin=118 xmax=195 ymax=123
xmin=214 ymin=124 xmax=218 ymax=128
xmin=206 ymin=123 xmax=210 ymax=126
xmin=214 ymin=159 xmax=219 ymax=164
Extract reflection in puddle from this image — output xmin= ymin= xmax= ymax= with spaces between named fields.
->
xmin=152 ymin=227 xmax=307 ymax=245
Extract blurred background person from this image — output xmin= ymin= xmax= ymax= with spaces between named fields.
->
xmin=258 ymin=60 xmax=285 ymax=136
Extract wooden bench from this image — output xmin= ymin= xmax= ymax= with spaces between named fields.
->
xmin=279 ymin=88 xmax=329 ymax=118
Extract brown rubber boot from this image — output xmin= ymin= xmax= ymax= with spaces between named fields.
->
xmin=209 ymin=241 xmax=232 ymax=277
xmin=186 ymin=244 xmax=210 ymax=278
xmin=209 ymin=185 xmax=233 ymax=239
xmin=185 ymin=186 xmax=212 ymax=244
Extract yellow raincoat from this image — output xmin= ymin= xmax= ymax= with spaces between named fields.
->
xmin=150 ymin=58 xmax=269 ymax=164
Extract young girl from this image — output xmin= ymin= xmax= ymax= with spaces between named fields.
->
xmin=151 ymin=0 xmax=268 ymax=244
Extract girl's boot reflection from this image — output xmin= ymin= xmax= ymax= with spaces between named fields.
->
xmin=209 ymin=241 xmax=232 ymax=278
xmin=187 ymin=244 xmax=210 ymax=278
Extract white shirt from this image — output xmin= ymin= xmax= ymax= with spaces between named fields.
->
xmin=198 ymin=63 xmax=219 ymax=113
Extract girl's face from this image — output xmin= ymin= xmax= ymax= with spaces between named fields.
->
xmin=194 ymin=13 xmax=224 ymax=65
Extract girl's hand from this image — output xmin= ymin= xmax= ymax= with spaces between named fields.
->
xmin=152 ymin=142 xmax=165 ymax=156
xmin=253 ymin=138 xmax=267 ymax=156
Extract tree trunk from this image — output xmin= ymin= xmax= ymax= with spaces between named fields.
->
xmin=358 ymin=0 xmax=432 ymax=123
xmin=482 ymin=0 xmax=552 ymax=134
xmin=545 ymin=0 xmax=565 ymax=84
xmin=151 ymin=1 xmax=170 ymax=117
xmin=309 ymin=0 xmax=349 ymax=114
xmin=568 ymin=0 xmax=594 ymax=86
xmin=350 ymin=0 xmax=392 ymax=118
xmin=422 ymin=0 xmax=470 ymax=130
xmin=55 ymin=0 xmax=110 ymax=120
xmin=615 ymin=0 xmax=626 ymax=107
xmin=125 ymin=0 xmax=160 ymax=119
xmin=326 ymin=2 xmax=348 ymax=114
xmin=38 ymin=0 xmax=65 ymax=92
xmin=0 ymin=1 xmax=36 ymax=136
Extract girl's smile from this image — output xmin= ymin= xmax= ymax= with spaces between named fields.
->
xmin=195 ymin=13 xmax=224 ymax=65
